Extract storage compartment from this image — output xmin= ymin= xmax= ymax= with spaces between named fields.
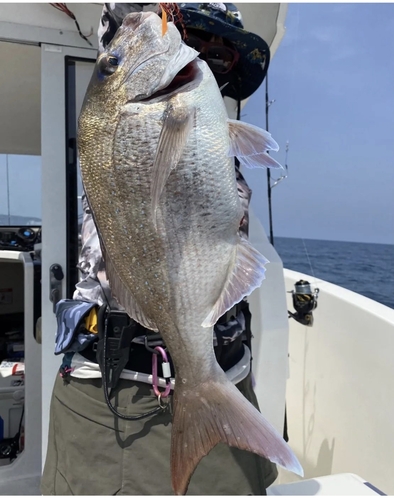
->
xmin=0 ymin=262 xmax=25 ymax=362
xmin=0 ymin=246 xmax=41 ymax=467
xmin=0 ymin=387 xmax=24 ymax=437
xmin=0 ymin=388 xmax=24 ymax=466
xmin=0 ymin=259 xmax=25 ymax=465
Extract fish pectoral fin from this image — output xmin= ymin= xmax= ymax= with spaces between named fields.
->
xmin=101 ymin=241 xmax=159 ymax=332
xmin=202 ymin=237 xmax=269 ymax=328
xmin=171 ymin=376 xmax=303 ymax=495
xmin=228 ymin=119 xmax=282 ymax=169
xmin=151 ymin=104 xmax=196 ymax=226
xmin=201 ymin=237 xmax=269 ymax=327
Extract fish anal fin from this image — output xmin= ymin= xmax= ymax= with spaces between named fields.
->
xmin=228 ymin=119 xmax=282 ymax=169
xmin=101 ymin=241 xmax=158 ymax=332
xmin=171 ymin=376 xmax=303 ymax=495
xmin=202 ymin=237 xmax=269 ymax=328
xmin=151 ymin=104 xmax=195 ymax=226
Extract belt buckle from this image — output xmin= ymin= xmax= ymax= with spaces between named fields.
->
xmin=143 ymin=333 xmax=165 ymax=353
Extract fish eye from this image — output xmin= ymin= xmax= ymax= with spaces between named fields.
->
xmin=97 ymin=54 xmax=119 ymax=77
xmin=108 ymin=56 xmax=118 ymax=66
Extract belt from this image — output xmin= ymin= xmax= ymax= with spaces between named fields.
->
xmin=81 ymin=301 xmax=247 ymax=379
xmin=83 ymin=339 xmax=174 ymax=377
xmin=83 ymin=336 xmax=244 ymax=377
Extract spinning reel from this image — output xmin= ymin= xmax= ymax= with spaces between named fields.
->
xmin=0 ymin=437 xmax=19 ymax=461
xmin=288 ymin=280 xmax=319 ymax=327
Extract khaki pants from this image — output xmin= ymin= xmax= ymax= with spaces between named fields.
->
xmin=41 ymin=373 xmax=278 ymax=495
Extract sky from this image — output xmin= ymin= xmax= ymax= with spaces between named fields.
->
xmin=0 ymin=3 xmax=393 ymax=244
xmin=243 ymin=3 xmax=394 ymax=245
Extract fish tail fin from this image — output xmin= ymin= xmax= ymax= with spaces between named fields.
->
xmin=171 ymin=376 xmax=303 ymax=495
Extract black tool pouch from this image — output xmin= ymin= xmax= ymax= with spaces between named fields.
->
xmin=95 ymin=306 xmax=139 ymax=391
xmin=214 ymin=300 xmax=253 ymax=372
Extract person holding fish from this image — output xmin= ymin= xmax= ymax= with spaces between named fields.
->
xmin=41 ymin=3 xmax=301 ymax=496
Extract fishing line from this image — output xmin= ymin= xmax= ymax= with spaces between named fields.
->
xmin=262 ymin=4 xmax=302 ymax=247
xmin=302 ymin=238 xmax=317 ymax=285
xmin=159 ymin=3 xmax=187 ymax=39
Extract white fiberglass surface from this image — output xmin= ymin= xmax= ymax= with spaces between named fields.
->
xmin=40 ymin=43 xmax=96 ymax=467
xmin=283 ymin=268 xmax=394 ymax=494
xmin=0 ymin=42 xmax=41 ymax=156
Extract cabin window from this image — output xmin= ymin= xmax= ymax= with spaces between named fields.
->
xmin=0 ymin=155 xmax=41 ymax=227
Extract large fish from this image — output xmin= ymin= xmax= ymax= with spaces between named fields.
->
xmin=78 ymin=11 xmax=302 ymax=495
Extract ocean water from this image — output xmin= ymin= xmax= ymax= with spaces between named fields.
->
xmin=274 ymin=237 xmax=394 ymax=309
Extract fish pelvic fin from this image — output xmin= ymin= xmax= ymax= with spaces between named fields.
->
xmin=151 ymin=104 xmax=195 ymax=228
xmin=171 ymin=376 xmax=303 ymax=495
xmin=202 ymin=237 xmax=269 ymax=328
xmin=228 ymin=119 xmax=282 ymax=170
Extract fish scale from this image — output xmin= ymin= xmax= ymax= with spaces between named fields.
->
xmin=110 ymin=97 xmax=235 ymax=335
xmin=78 ymin=11 xmax=302 ymax=495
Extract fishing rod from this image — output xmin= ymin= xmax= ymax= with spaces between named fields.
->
xmin=265 ymin=73 xmax=274 ymax=246
xmin=265 ymin=73 xmax=288 ymax=246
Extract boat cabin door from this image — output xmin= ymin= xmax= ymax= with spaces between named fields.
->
xmin=0 ymin=33 xmax=95 ymax=493
xmin=40 ymin=44 xmax=96 ymax=471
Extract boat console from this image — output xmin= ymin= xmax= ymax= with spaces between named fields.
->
xmin=0 ymin=226 xmax=41 ymax=253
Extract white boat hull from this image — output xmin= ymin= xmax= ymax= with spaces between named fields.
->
xmin=281 ymin=268 xmax=394 ymax=494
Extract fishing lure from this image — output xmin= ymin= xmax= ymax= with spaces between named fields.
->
xmin=159 ymin=3 xmax=187 ymax=39
xmin=161 ymin=6 xmax=168 ymax=36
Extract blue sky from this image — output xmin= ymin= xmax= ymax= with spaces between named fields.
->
xmin=243 ymin=3 xmax=394 ymax=244
xmin=1 ymin=3 xmax=393 ymax=244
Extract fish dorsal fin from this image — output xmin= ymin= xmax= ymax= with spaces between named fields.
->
xmin=228 ymin=119 xmax=282 ymax=170
xmin=99 ymin=235 xmax=159 ymax=332
xmin=151 ymin=104 xmax=195 ymax=226
xmin=202 ymin=237 xmax=269 ymax=328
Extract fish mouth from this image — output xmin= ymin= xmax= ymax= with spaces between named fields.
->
xmin=142 ymin=59 xmax=200 ymax=101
